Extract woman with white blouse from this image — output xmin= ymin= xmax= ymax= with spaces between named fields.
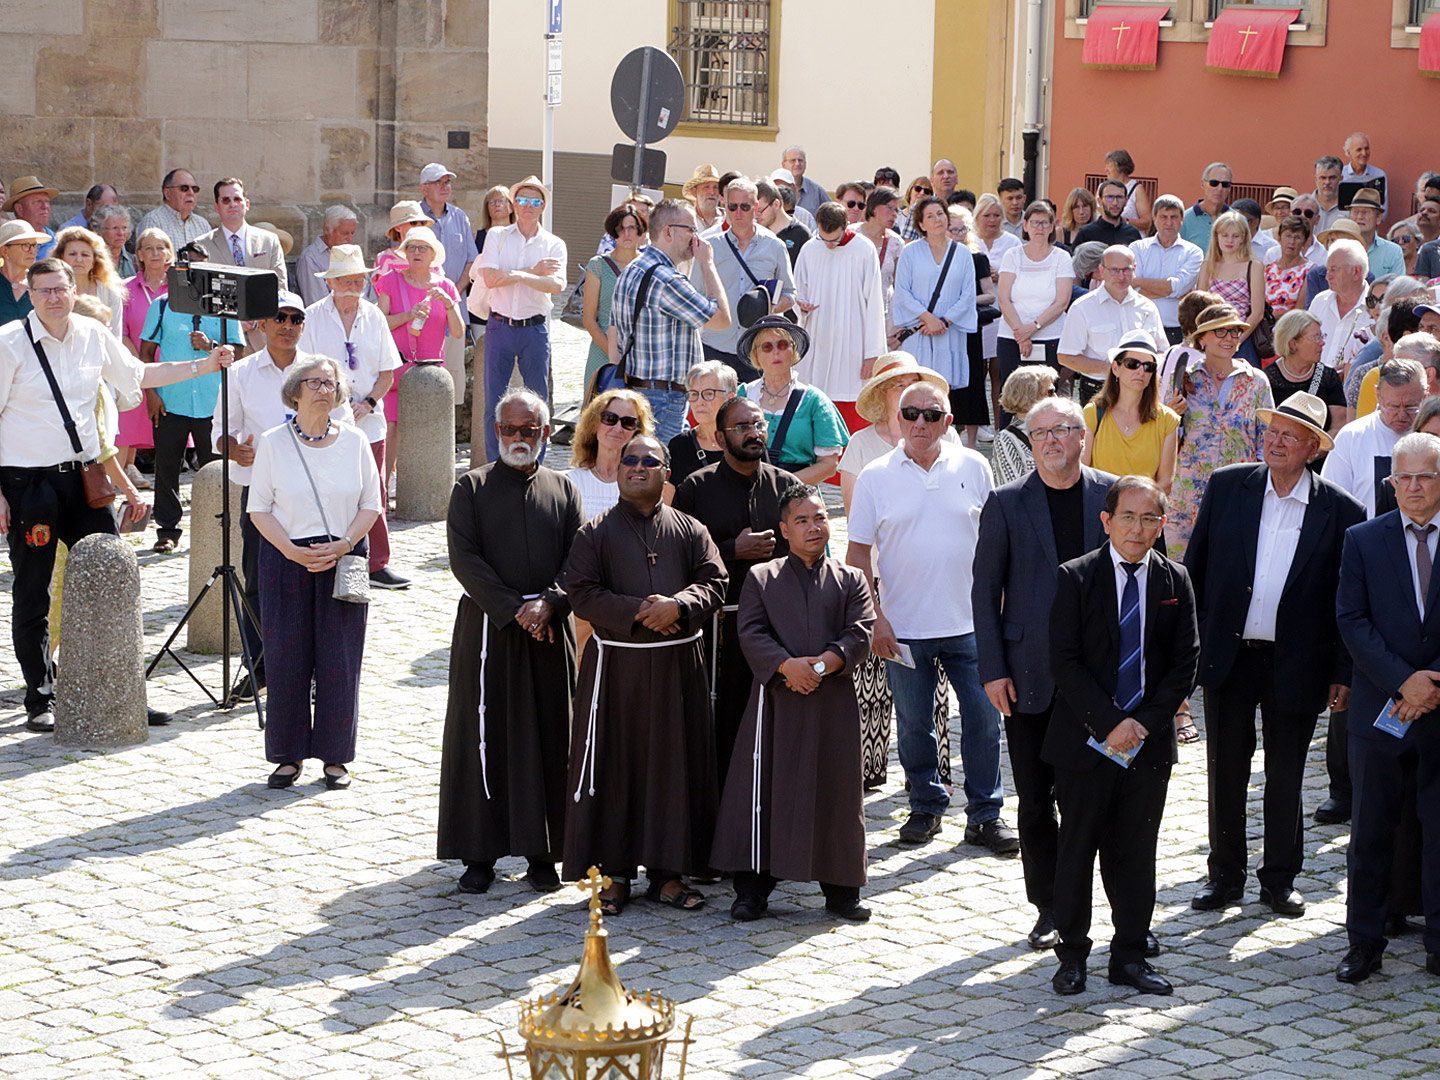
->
xmin=996 ymin=201 xmax=1074 ymax=416
xmin=248 ymin=355 xmax=382 ymax=791
xmin=974 ymin=193 xmax=1024 ymax=434
xmin=565 ymin=388 xmax=655 ymax=520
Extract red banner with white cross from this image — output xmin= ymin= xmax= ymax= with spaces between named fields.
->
xmin=1203 ymin=7 xmax=1299 ymax=79
xmin=1082 ymin=6 xmax=1167 ymax=71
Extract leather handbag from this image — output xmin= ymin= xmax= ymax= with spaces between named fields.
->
xmin=287 ymin=426 xmax=370 ymax=604
xmin=24 ymin=322 xmax=116 ymax=508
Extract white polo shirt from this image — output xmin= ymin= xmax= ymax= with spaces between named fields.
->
xmin=848 ymin=439 xmax=994 ymax=639
xmin=1057 ymin=285 xmax=1166 ymax=364
xmin=297 ymin=294 xmax=401 ymax=443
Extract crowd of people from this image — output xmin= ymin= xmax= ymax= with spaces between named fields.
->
xmin=4 ymin=128 xmax=1440 ymax=996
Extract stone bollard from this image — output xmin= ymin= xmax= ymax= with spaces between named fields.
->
xmin=55 ymin=534 xmax=147 ymax=747
xmin=397 ymin=361 xmax=455 ymax=521
xmin=187 ymin=460 xmax=245 ymax=654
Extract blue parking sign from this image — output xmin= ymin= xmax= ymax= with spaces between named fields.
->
xmin=548 ymin=0 xmax=562 ymax=34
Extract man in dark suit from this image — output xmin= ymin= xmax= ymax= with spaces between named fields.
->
xmin=1045 ymin=476 xmax=1199 ymax=996
xmin=1185 ymin=393 xmax=1366 ymax=918
xmin=974 ymin=396 xmax=1115 ymax=950
xmin=1335 ymin=431 xmax=1440 ymax=983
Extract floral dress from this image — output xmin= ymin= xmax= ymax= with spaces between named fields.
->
xmin=1166 ymin=354 xmax=1274 ymax=560
xmin=1265 ymin=259 xmax=1311 ymax=318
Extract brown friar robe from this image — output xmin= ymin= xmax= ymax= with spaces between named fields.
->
xmin=710 ymin=553 xmax=876 ymax=887
xmin=437 ymin=462 xmax=583 ymax=864
xmin=560 ymin=498 xmax=728 ymax=881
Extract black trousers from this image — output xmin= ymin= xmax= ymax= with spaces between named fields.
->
xmin=1326 ymin=708 xmax=1351 ymax=804
xmin=1348 ymin=730 xmax=1440 ymax=953
xmin=735 ymin=870 xmax=860 ymax=907
xmin=153 ymin=412 xmax=217 ymax=540
xmin=1005 ymin=706 xmax=1058 ymax=911
xmin=709 ymin=608 xmax=748 ymax=790
xmin=1053 ymin=754 xmax=1170 ymax=967
xmin=1202 ymin=645 xmax=1318 ymax=891
xmin=0 ymin=466 xmax=118 ymax=715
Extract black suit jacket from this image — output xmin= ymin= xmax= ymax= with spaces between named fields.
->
xmin=1185 ymin=463 xmax=1365 ymax=714
xmin=972 ymin=466 xmax=1116 ymax=713
xmin=1044 ymin=545 xmax=1199 ymax=771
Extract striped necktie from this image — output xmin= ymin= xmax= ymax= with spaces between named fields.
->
xmin=230 ymin=233 xmax=245 ymax=266
xmin=1115 ymin=562 xmax=1142 ymax=713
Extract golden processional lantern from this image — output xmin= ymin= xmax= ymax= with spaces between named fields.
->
xmin=498 ymin=867 xmax=694 ymax=1080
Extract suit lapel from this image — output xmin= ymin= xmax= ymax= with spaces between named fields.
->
xmin=1094 ymin=547 xmax=1121 ymax=656
xmin=1021 ymin=472 xmax=1060 ymax=568
xmin=1081 ymin=469 xmax=1108 ymax=552
xmin=1385 ymin=514 xmax=1424 ymax=628
xmin=1142 ymin=549 xmax=1163 ymax=652
xmin=1236 ymin=467 xmax=1265 ymax=588
xmin=1283 ymin=482 xmax=1329 ymax=597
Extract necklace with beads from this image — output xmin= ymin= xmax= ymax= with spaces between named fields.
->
xmin=292 ymin=418 xmax=332 ymax=443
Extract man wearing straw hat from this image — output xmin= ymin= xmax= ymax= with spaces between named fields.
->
xmin=683 ymin=164 xmax=724 ymax=232
xmin=4 ymin=176 xmax=58 ymax=259
xmin=478 ymin=175 xmax=566 ymax=464
xmin=1185 ymin=392 xmax=1364 ymax=919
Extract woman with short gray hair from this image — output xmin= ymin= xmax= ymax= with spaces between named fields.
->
xmin=248 ymin=354 xmax=381 ymax=791
xmin=91 ymin=204 xmax=134 ymax=278
xmin=666 ymin=359 xmax=738 ymax=491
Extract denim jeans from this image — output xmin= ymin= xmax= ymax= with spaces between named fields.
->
xmin=483 ymin=319 xmax=550 ymax=462
xmin=886 ymin=632 xmax=1003 ymax=820
xmin=636 ymin=387 xmax=690 ymax=444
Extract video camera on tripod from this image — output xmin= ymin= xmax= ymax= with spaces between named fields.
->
xmin=166 ymin=262 xmax=280 ymax=321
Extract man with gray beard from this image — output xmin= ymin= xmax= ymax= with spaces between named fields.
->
xmin=438 ymin=389 xmax=584 ymax=895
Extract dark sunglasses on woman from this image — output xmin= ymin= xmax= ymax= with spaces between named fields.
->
xmin=600 ymin=411 xmax=639 ymax=430
xmin=1117 ymin=357 xmax=1157 ymax=373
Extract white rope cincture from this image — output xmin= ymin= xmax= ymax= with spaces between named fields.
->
xmin=709 ymin=604 xmax=740 ymax=703
xmin=476 ymin=593 xmax=542 ymax=802
xmin=572 ymin=629 xmax=704 ymax=803
xmin=750 ymin=684 xmax=766 ymax=871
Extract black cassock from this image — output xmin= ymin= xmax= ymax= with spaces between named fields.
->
xmin=437 ymin=462 xmax=583 ymax=865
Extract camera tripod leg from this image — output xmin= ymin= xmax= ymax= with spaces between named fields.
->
xmin=221 ymin=569 xmax=266 ymax=730
xmin=145 ymin=569 xmax=224 ymax=705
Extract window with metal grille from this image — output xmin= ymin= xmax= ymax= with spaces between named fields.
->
xmin=668 ymin=0 xmax=772 ymax=127
xmin=1411 ymin=0 xmax=1440 ymax=25
xmin=1207 ymin=0 xmax=1310 ymax=21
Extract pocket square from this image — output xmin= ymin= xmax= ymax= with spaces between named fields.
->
xmin=1160 ymin=598 xmax=1179 ymax=606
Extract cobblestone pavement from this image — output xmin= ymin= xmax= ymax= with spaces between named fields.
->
xmin=2 ymin=322 xmax=1438 ymax=1079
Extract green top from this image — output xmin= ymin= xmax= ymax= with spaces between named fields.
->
xmin=738 ymin=379 xmax=849 ymax=468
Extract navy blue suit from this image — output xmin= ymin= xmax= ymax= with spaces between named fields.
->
xmin=1336 ymin=511 xmax=1440 ymax=951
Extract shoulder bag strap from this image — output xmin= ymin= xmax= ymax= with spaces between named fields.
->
xmin=725 ymin=232 xmax=764 ymax=289
xmin=23 ymin=321 xmax=84 ymax=455
xmin=287 ymin=424 xmax=335 ymax=540
xmin=618 ymin=262 xmax=662 ymax=374
xmin=879 ymin=235 xmax=889 ymax=267
xmin=1307 ymin=363 xmax=1325 ymax=395
xmin=766 ymin=388 xmax=805 ymax=465
xmin=602 ymin=255 xmax=621 ymax=277
xmin=926 ymin=242 xmax=958 ymax=315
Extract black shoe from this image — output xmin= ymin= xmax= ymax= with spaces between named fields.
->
xmin=147 ymin=707 xmax=173 ymax=727
xmin=1259 ymin=885 xmax=1306 ymax=917
xmin=731 ymin=897 xmax=768 ymax=922
xmin=458 ymin=865 xmax=496 ymax=894
xmin=1336 ymin=942 xmax=1384 ymax=984
xmin=227 ymin=673 xmax=263 ymax=704
xmin=964 ymin=818 xmax=1021 ymax=855
xmin=525 ymin=861 xmax=562 ymax=893
xmin=1144 ymin=932 xmax=1161 ymax=959
xmin=369 ymin=568 xmax=411 ymax=590
xmin=267 ymin=762 xmax=301 ymax=789
xmin=1427 ymin=952 xmax=1440 ymax=977
xmin=1385 ymin=914 xmax=1413 ymax=938
xmin=897 ymin=811 xmax=943 ymax=845
xmin=1028 ymin=910 xmax=1059 ymax=950
xmin=1109 ymin=960 xmax=1172 ymax=995
xmin=1052 ymin=959 xmax=1087 ymax=995
xmin=322 ymin=765 xmax=351 ymax=790
xmin=1314 ymin=798 xmax=1351 ymax=825
xmin=825 ymin=897 xmax=871 ymax=922
xmin=1191 ymin=881 xmax=1244 ymax=911
xmin=24 ymin=706 xmax=55 ymax=733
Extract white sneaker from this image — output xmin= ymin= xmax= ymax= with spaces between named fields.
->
xmin=126 ymin=464 xmax=152 ymax=490
xmin=977 ymin=426 xmax=995 ymax=443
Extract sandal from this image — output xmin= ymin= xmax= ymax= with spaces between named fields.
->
xmin=646 ymin=878 xmax=706 ymax=911
xmin=1175 ymin=707 xmax=1200 ymax=744
xmin=323 ymin=764 xmax=351 ymax=790
xmin=598 ymin=879 xmax=631 ymax=916
xmin=268 ymin=762 xmax=301 ymax=788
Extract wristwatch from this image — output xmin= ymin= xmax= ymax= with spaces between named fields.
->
xmin=364 ymin=396 xmax=377 ymax=408
xmin=812 ymin=659 xmax=828 ymax=676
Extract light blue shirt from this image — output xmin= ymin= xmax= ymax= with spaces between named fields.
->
xmin=420 ymin=199 xmax=479 ymax=285
xmin=1130 ymin=235 xmax=1204 ymax=328
xmin=1366 ymin=236 xmax=1406 ymax=280
xmin=694 ymin=224 xmax=796 ymax=353
xmin=139 ymin=297 xmax=232 ymax=418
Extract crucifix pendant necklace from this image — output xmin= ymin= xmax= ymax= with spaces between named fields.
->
xmin=626 ymin=513 xmax=659 ymax=565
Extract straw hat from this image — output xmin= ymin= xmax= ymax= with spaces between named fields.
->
xmin=1264 ymin=186 xmax=1300 ymax=217
xmin=512 ymin=175 xmax=551 ymax=205
xmin=0 ymin=219 xmax=51 ymax=249
xmin=397 ymin=225 xmax=446 ymax=266
xmin=1349 ymin=188 xmax=1384 ymax=213
xmin=855 ymin=353 xmax=951 ymax=422
xmin=314 ymin=244 xmax=374 ymax=278
xmin=4 ymin=176 xmax=58 ymax=212
xmin=1318 ymin=218 xmax=1364 ymax=245
xmin=1106 ymin=330 xmax=1163 ymax=365
xmin=736 ymin=314 xmax=810 ymax=368
xmin=683 ymin=164 xmax=722 ymax=198
xmin=1192 ymin=305 xmax=1249 ymax=339
xmin=386 ymin=200 xmax=433 ymax=241
xmin=251 ymin=221 xmax=293 ymax=255
xmin=1257 ymin=391 xmax=1333 ymax=451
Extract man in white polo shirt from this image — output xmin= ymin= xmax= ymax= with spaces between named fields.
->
xmin=846 ymin=381 xmax=1017 ymax=854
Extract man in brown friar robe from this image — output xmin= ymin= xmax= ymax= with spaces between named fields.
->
xmin=438 ymin=390 xmax=583 ymax=896
xmin=562 ymin=433 xmax=728 ymax=914
xmin=711 ymin=484 xmax=877 ymax=922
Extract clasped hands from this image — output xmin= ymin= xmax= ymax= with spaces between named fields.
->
xmin=1392 ymin=670 xmax=1440 ymax=723
xmin=780 ymin=650 xmax=843 ymax=695
xmin=1106 ymin=717 xmax=1148 ymax=754
xmin=517 ymin=599 xmax=555 ymax=643
xmin=635 ymin=594 xmax=681 ymax=634
xmin=289 ymin=538 xmax=351 ymax=573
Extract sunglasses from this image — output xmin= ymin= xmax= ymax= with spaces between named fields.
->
xmin=1117 ymin=357 xmax=1158 ymax=373
xmin=600 ymin=411 xmax=639 ymax=430
xmin=166 ymin=184 xmax=200 ymax=193
xmin=498 ymin=424 xmax=543 ymax=438
xmin=620 ymin=454 xmax=664 ymax=468
xmin=844 ymin=200 xmax=865 ymax=209
xmin=758 ymin=339 xmax=793 ymax=354
xmin=271 ymin=311 xmax=305 ymax=325
xmin=1365 ymin=294 xmax=1382 ymax=307
xmin=1296 ymin=208 xmax=1317 ymax=218
xmin=900 ymin=406 xmax=946 ymax=423
xmin=1206 ymin=179 xmax=1233 ymax=189
xmin=726 ymin=202 xmax=753 ymax=212
xmin=343 ymin=341 xmax=358 ymax=370
xmin=515 ymin=196 xmax=545 ymax=208
xmin=912 ymin=187 xmax=933 ymax=196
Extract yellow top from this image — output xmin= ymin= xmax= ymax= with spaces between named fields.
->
xmin=1358 ymin=365 xmax=1379 ymax=418
xmin=1083 ymin=401 xmax=1181 ymax=480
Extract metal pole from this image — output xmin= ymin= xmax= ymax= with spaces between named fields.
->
xmin=543 ymin=100 xmax=555 ymax=232
xmin=630 ymin=48 xmax=654 ymax=193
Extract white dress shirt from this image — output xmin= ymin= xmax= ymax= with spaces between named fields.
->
xmin=297 ymin=295 xmax=400 ymax=443
xmin=0 ymin=311 xmax=144 ymax=467
xmin=1242 ymin=469 xmax=1310 ymax=640
xmin=480 ymin=223 xmax=568 ymax=319
xmin=1311 ymin=290 xmax=1374 ymax=371
xmin=248 ymin=421 xmax=382 ymax=540
xmin=1130 ymin=235 xmax=1204 ymax=329
xmin=1320 ymin=410 xmax=1400 ymax=518
xmin=214 ymin=346 xmax=355 ymax=486
xmin=1057 ymin=285 xmax=1167 ymax=364
xmin=1403 ymin=512 xmax=1439 ymax=619
xmin=1110 ymin=544 xmax=1150 ymax=700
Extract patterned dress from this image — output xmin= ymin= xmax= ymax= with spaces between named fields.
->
xmin=1166 ymin=354 xmax=1274 ymax=561
xmin=1264 ymin=259 xmax=1311 ymax=318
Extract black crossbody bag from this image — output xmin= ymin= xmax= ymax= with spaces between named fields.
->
xmin=895 ymin=242 xmax=957 ymax=344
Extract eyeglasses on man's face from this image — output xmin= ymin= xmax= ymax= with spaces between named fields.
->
xmin=498 ymin=424 xmax=543 ymax=438
xmin=726 ymin=419 xmax=768 ymax=434
xmin=620 ymin=454 xmax=665 ymax=469
xmin=514 ymin=196 xmax=544 ymax=208
xmin=1030 ymin=424 xmax=1082 ymax=443
xmin=30 ymin=286 xmax=72 ymax=298
xmin=1111 ymin=512 xmax=1165 ymax=528
xmin=271 ymin=311 xmax=305 ymax=326
xmin=900 ymin=406 xmax=946 ymax=423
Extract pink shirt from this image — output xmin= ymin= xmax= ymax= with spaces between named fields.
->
xmin=123 ymin=274 xmax=168 ymax=356
xmin=373 ymin=269 xmax=460 ymax=363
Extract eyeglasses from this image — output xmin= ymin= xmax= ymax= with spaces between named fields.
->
xmin=616 ymin=225 xmax=642 ymax=235
xmin=912 ymin=187 xmax=933 ymax=196
xmin=1208 ymin=327 xmax=1244 ymax=340
xmin=1029 ymin=424 xmax=1082 ymax=442
xmin=1206 ymin=179 xmax=1233 ymax=189
xmin=1391 ymin=471 xmax=1440 ymax=486
xmin=166 ymin=184 xmax=200 ymax=193
xmin=844 ymin=200 xmax=865 ymax=209
xmin=900 ymin=406 xmax=947 ymax=423
xmin=29 ymin=286 xmax=71 ymax=298
xmin=1296 ymin=208 xmax=1317 ymax=218
xmin=757 ymin=339 xmax=794 ymax=354
xmin=7 ymin=242 xmax=38 ymax=252
xmin=272 ymin=311 xmax=305 ymax=325
xmin=1102 ymin=264 xmax=1135 ymax=275
xmin=343 ymin=340 xmax=358 ymax=370
xmin=1100 ymin=194 xmax=1127 ymax=203
xmin=1366 ymin=294 xmax=1383 ymax=307
xmin=1263 ymin=428 xmax=1310 ymax=447
xmin=515 ymin=196 xmax=544 ymax=208
xmin=301 ymin=378 xmax=337 ymax=392
xmin=726 ymin=202 xmax=753 ymax=212
xmin=620 ymin=454 xmax=665 ymax=469
xmin=498 ymin=424 xmax=543 ymax=438
xmin=1397 ymin=235 xmax=1419 ymax=244
xmin=600 ymin=411 xmax=640 ymax=430
xmin=1117 ymin=357 xmax=1157 ymax=373
xmin=667 ymin=223 xmax=696 ymax=234
xmin=686 ymin=388 xmax=724 ymax=401
xmin=1379 ymin=403 xmax=1422 ymax=417
xmin=1111 ymin=512 xmax=1165 ymax=527
xmin=725 ymin=419 xmax=769 ymax=434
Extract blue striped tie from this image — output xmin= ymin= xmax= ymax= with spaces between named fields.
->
xmin=1115 ymin=562 xmax=1142 ymax=713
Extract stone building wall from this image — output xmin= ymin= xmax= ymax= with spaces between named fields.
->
xmin=1 ymin=0 xmax=488 ymax=255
